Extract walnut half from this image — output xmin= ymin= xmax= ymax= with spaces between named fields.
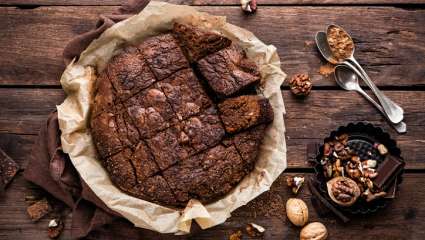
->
xmin=327 ymin=176 xmax=360 ymax=207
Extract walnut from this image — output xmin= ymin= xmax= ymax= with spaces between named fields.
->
xmin=289 ymin=74 xmax=312 ymax=97
xmin=327 ymin=176 xmax=360 ymax=207
xmin=300 ymin=222 xmax=328 ymax=240
xmin=286 ymin=198 xmax=309 ymax=226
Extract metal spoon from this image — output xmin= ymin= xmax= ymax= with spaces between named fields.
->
xmin=325 ymin=25 xmax=404 ymax=124
xmin=335 ymin=65 xmax=407 ymax=134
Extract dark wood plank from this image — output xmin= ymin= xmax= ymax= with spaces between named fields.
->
xmin=0 ymin=89 xmax=424 ymax=169
xmin=0 ymin=6 xmax=424 ymax=87
xmin=1 ymin=173 xmax=424 ymax=239
xmin=2 ymin=0 xmax=425 ymax=6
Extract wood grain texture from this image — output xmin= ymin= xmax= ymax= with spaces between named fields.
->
xmin=2 ymin=0 xmax=425 ymax=6
xmin=0 ymin=6 xmax=425 ymax=87
xmin=1 ymin=89 xmax=424 ymax=170
xmin=1 ymin=173 xmax=424 ymax=239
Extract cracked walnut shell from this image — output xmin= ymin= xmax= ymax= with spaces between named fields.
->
xmin=300 ymin=222 xmax=328 ymax=240
xmin=289 ymin=74 xmax=312 ymax=97
xmin=327 ymin=176 xmax=361 ymax=207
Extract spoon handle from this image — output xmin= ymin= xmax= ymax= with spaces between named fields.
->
xmin=346 ymin=58 xmax=404 ymax=124
xmin=355 ymin=83 xmax=407 ymax=134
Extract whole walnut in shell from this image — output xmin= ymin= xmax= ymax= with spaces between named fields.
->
xmin=300 ymin=222 xmax=328 ymax=240
xmin=286 ymin=198 xmax=309 ymax=226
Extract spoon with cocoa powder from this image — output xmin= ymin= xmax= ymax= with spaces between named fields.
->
xmin=325 ymin=24 xmax=404 ymax=124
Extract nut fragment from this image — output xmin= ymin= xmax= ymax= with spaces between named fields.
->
xmin=327 ymin=176 xmax=360 ymax=207
xmin=377 ymin=144 xmax=388 ymax=155
xmin=286 ymin=198 xmax=309 ymax=226
xmin=26 ymin=198 xmax=51 ymax=222
xmin=327 ymin=25 xmax=354 ymax=62
xmin=241 ymin=0 xmax=257 ymax=13
xmin=246 ymin=223 xmax=265 ymax=237
xmin=289 ymin=74 xmax=312 ymax=97
xmin=286 ymin=176 xmax=305 ymax=194
xmin=229 ymin=230 xmax=242 ymax=240
xmin=300 ymin=222 xmax=328 ymax=240
xmin=48 ymin=219 xmax=64 ymax=239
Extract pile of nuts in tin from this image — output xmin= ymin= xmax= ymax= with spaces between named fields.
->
xmin=321 ymin=134 xmax=388 ymax=207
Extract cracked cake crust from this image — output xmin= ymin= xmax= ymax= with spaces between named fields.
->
xmin=90 ymin=23 xmax=274 ymax=207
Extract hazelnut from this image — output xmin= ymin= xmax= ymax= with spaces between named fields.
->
xmin=289 ymin=74 xmax=312 ymax=97
xmin=300 ymin=222 xmax=328 ymax=240
xmin=286 ymin=198 xmax=309 ymax=226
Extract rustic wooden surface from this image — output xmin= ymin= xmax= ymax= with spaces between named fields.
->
xmin=0 ymin=0 xmax=425 ymax=239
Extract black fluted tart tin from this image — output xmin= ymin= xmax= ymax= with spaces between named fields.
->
xmin=312 ymin=122 xmax=405 ymax=215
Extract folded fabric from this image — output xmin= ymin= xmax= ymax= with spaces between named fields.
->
xmin=22 ymin=1 xmax=170 ymax=238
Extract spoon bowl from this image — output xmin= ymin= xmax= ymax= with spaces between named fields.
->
xmin=326 ymin=24 xmax=355 ymax=61
xmin=334 ymin=65 xmax=407 ymax=134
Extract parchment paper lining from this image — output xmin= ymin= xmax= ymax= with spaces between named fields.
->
xmin=57 ymin=1 xmax=287 ymax=234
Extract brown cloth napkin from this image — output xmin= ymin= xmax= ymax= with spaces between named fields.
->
xmin=22 ymin=1 xmax=179 ymax=238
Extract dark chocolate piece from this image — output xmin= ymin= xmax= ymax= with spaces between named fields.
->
xmin=0 ymin=148 xmax=19 ymax=190
xmin=373 ymin=155 xmax=404 ymax=190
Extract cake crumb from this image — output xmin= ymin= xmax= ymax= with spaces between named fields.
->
xmin=319 ymin=63 xmax=336 ymax=77
xmin=229 ymin=230 xmax=242 ymax=240
xmin=26 ymin=198 xmax=51 ymax=222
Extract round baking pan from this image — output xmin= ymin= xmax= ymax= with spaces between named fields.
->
xmin=313 ymin=122 xmax=404 ymax=215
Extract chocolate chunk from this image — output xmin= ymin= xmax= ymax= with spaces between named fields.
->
xmin=197 ymin=44 xmax=260 ymax=97
xmin=218 ymin=95 xmax=274 ymax=134
xmin=373 ymin=155 xmax=404 ymax=190
xmin=26 ymin=198 xmax=51 ymax=222
xmin=0 ymin=148 xmax=19 ymax=190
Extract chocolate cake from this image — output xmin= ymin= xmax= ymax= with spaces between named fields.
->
xmin=90 ymin=23 xmax=274 ymax=207
xmin=218 ymin=95 xmax=274 ymax=134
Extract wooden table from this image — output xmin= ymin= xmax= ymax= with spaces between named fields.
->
xmin=1 ymin=0 xmax=425 ymax=239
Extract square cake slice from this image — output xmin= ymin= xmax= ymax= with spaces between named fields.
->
xmin=130 ymin=142 xmax=160 ymax=183
xmin=146 ymin=126 xmax=194 ymax=171
xmin=106 ymin=46 xmax=157 ymax=101
xmin=218 ymin=95 xmax=274 ymax=134
xmin=159 ymin=68 xmax=212 ymax=120
xmin=139 ymin=34 xmax=189 ymax=80
xmin=90 ymin=112 xmax=124 ymax=158
xmin=125 ymin=84 xmax=176 ymax=138
xmin=92 ymin=71 xmax=117 ymax=118
xmin=163 ymin=145 xmax=245 ymax=204
xmin=223 ymin=124 xmax=266 ymax=169
xmin=197 ymin=44 xmax=261 ymax=97
xmin=179 ymin=106 xmax=225 ymax=153
xmin=172 ymin=22 xmax=232 ymax=62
